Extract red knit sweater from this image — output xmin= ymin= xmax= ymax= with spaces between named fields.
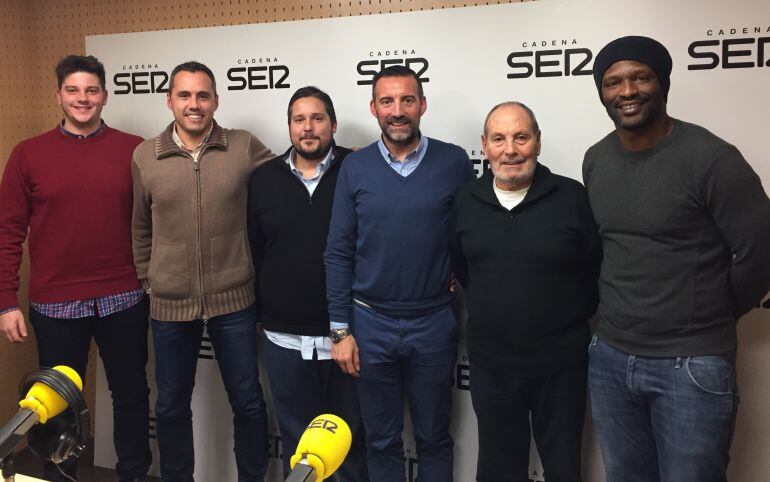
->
xmin=0 ymin=126 xmax=143 ymax=306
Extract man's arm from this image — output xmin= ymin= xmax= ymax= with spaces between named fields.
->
xmin=448 ymin=200 xmax=469 ymax=290
xmin=246 ymin=171 xmax=265 ymax=317
xmin=704 ymin=145 xmax=770 ymax=317
xmin=249 ymin=134 xmax=274 ymax=169
xmin=461 ymin=153 xmax=477 ymax=184
xmin=324 ymin=161 xmax=360 ymax=376
xmin=131 ymin=158 xmax=152 ymax=291
xmin=576 ymin=184 xmax=602 ymax=318
xmin=0 ymin=145 xmax=32 ymax=342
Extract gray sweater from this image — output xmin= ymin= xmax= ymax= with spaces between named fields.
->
xmin=583 ymin=119 xmax=770 ymax=356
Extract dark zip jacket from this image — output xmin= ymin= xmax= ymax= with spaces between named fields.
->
xmin=449 ymin=164 xmax=602 ymax=374
xmin=247 ymin=144 xmax=351 ymax=336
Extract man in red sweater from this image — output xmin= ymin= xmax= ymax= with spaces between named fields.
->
xmin=0 ymin=55 xmax=151 ymax=482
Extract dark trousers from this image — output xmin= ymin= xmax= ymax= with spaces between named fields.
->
xmin=262 ymin=337 xmax=369 ymax=482
xmin=470 ymin=359 xmax=587 ymax=482
xmin=353 ymin=304 xmax=456 ymax=482
xmin=151 ymin=305 xmax=268 ymax=482
xmin=29 ymin=298 xmax=151 ymax=482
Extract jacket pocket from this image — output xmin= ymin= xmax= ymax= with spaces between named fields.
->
xmin=210 ymin=230 xmax=254 ymax=292
xmin=148 ymin=240 xmax=190 ymax=299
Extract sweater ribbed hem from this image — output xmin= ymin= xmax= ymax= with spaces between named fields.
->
xmin=595 ymin=317 xmax=737 ymax=357
xmin=149 ymin=283 xmax=255 ymax=321
xmin=28 ymin=276 xmax=141 ymax=304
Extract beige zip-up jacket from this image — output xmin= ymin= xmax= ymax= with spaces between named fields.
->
xmin=131 ymin=121 xmax=273 ymax=321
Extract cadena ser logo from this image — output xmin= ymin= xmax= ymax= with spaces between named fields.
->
xmin=113 ymin=64 xmax=170 ymax=95
xmin=467 ymin=149 xmax=490 ymax=179
xmin=306 ymin=417 xmax=339 ymax=434
xmin=505 ymin=39 xmax=593 ymax=79
xmin=267 ymin=432 xmax=283 ymax=460
xmin=688 ymin=25 xmax=770 ymax=70
xmin=198 ymin=333 xmax=214 ymax=360
xmin=226 ymin=56 xmax=290 ymax=91
xmin=405 ymin=454 xmax=419 ymax=482
xmin=456 ymin=362 xmax=470 ymax=391
xmin=356 ymin=49 xmax=429 ymax=86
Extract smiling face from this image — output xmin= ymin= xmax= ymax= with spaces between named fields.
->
xmin=601 ymin=60 xmax=666 ymax=131
xmin=289 ymin=96 xmax=337 ymax=162
xmin=56 ymin=72 xmax=107 ymax=135
xmin=370 ymin=75 xmax=426 ymax=151
xmin=166 ymin=70 xmax=219 ymax=147
xmin=482 ymin=104 xmax=541 ymax=191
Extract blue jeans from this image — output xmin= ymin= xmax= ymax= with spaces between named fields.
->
xmin=262 ymin=337 xmax=369 ymax=482
xmin=353 ymin=303 xmax=457 ymax=482
xmin=152 ymin=306 xmax=268 ymax=482
xmin=588 ymin=336 xmax=738 ymax=482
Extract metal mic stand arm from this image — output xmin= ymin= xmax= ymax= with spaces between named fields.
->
xmin=1 ymin=452 xmax=17 ymax=482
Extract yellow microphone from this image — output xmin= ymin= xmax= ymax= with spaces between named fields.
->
xmin=287 ymin=414 xmax=352 ymax=482
xmin=0 ymin=366 xmax=83 ymax=462
xmin=19 ymin=366 xmax=82 ymax=423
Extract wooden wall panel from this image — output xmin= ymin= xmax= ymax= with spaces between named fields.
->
xmin=0 ymin=0 xmax=523 ymax=435
xmin=0 ymin=0 xmax=42 ymax=430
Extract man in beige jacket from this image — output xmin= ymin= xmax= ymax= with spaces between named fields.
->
xmin=131 ymin=61 xmax=273 ymax=482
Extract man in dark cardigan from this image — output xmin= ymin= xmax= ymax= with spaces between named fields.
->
xmin=247 ymin=86 xmax=368 ymax=482
xmin=450 ymin=101 xmax=601 ymax=482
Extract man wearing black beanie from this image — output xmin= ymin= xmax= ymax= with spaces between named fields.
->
xmin=583 ymin=35 xmax=770 ymax=482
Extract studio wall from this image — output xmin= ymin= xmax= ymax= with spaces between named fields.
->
xmin=2 ymin=1 xmax=769 ymax=482
xmin=0 ymin=0 xmax=526 ymax=431
xmin=88 ymin=1 xmax=770 ymax=481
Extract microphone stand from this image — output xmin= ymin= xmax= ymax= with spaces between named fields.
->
xmin=286 ymin=461 xmax=316 ymax=482
xmin=1 ymin=452 xmax=17 ymax=482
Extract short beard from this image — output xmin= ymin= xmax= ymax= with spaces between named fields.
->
xmin=294 ymin=141 xmax=332 ymax=161
xmin=380 ymin=116 xmax=419 ymax=146
xmin=490 ymin=159 xmax=535 ymax=191
xmin=383 ymin=127 xmax=418 ymax=146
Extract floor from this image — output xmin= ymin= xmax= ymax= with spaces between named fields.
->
xmin=6 ymin=441 xmax=161 ymax=482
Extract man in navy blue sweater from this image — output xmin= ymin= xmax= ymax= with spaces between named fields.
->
xmin=324 ymin=66 xmax=475 ymax=481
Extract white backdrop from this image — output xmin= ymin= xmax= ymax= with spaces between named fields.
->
xmin=90 ymin=0 xmax=770 ymax=480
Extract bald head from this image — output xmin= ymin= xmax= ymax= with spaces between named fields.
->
xmin=483 ymin=101 xmax=539 ymax=138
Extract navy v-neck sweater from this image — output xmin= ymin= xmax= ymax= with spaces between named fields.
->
xmin=325 ymin=138 xmax=475 ymax=324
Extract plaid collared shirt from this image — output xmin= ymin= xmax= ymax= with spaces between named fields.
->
xmin=59 ymin=119 xmax=106 ymax=139
xmin=29 ymin=289 xmax=146 ymax=319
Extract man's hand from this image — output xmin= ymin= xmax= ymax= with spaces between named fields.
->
xmin=0 ymin=309 xmax=28 ymax=343
xmin=449 ymin=272 xmax=457 ymax=293
xmin=332 ymin=335 xmax=360 ymax=378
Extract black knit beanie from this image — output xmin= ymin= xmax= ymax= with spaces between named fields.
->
xmin=593 ymin=36 xmax=673 ymax=102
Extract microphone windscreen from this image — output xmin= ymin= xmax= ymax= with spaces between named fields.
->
xmin=19 ymin=366 xmax=82 ymax=423
xmin=290 ymin=414 xmax=352 ymax=481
